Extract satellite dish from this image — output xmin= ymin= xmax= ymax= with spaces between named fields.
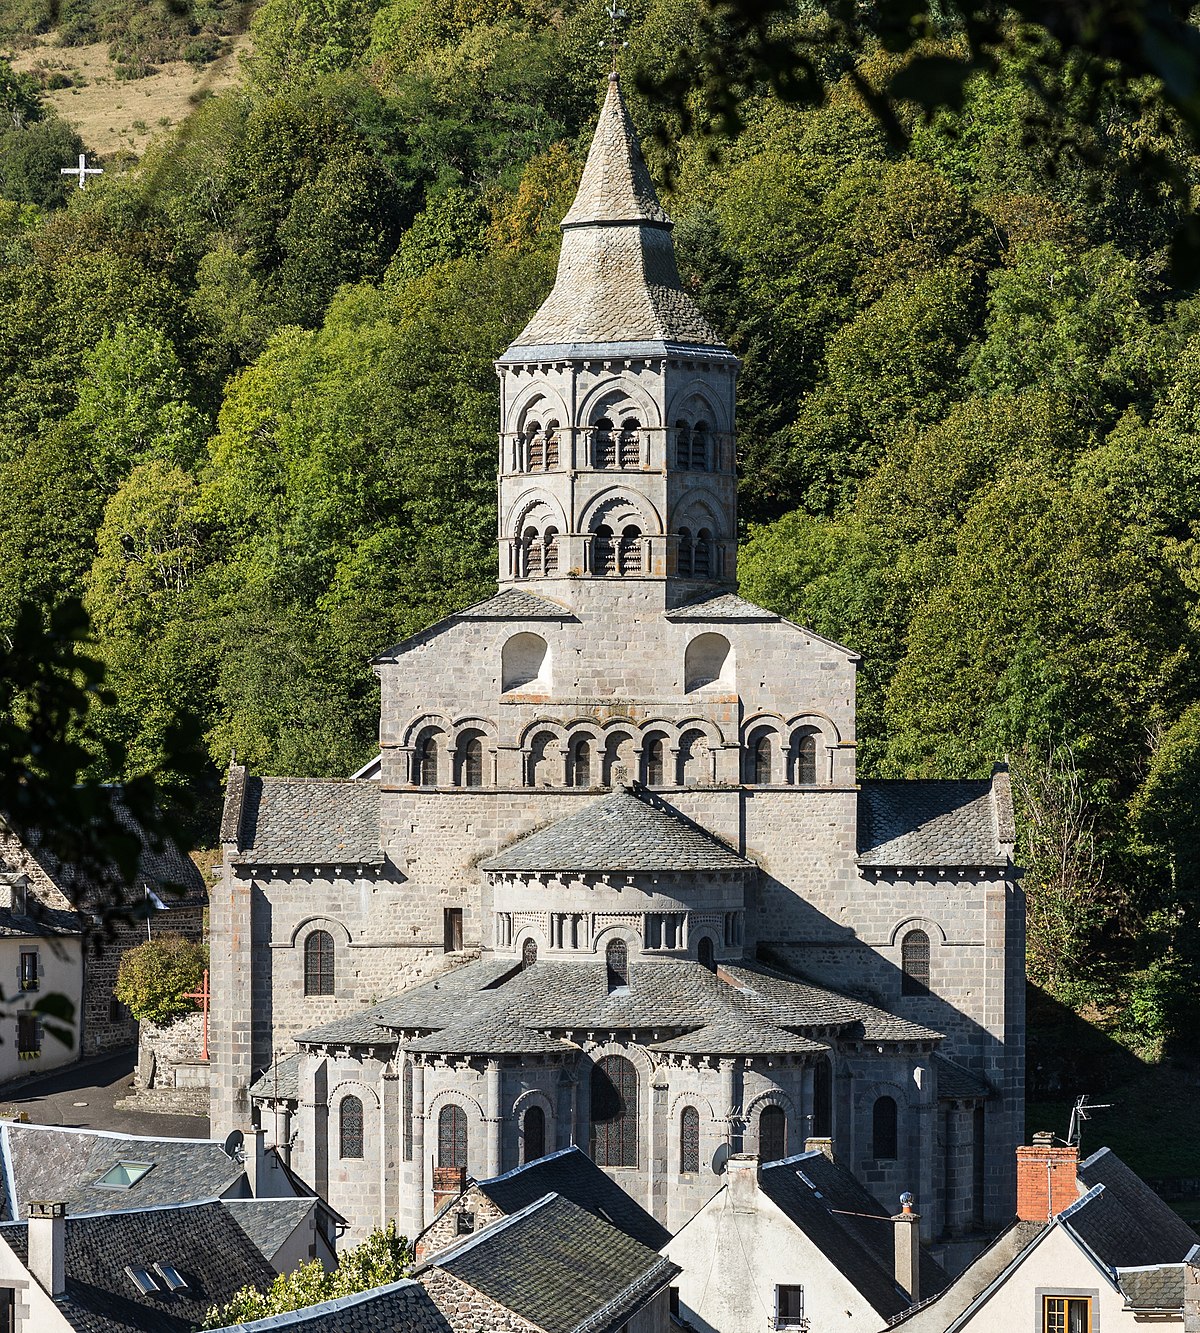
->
xmin=222 ymin=1129 xmax=245 ymax=1162
xmin=712 ymin=1143 xmax=731 ymax=1175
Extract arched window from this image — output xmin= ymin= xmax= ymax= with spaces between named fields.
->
xmin=697 ymin=936 xmax=715 ymax=971
xmin=603 ymin=732 xmax=635 ymax=787
xmin=594 ymin=525 xmax=616 ymax=575
xmin=618 ymin=526 xmax=642 ymax=574
xmin=590 ymin=1054 xmax=637 ymax=1166
xmin=694 ymin=528 xmax=711 ymax=579
xmin=593 ymin=417 xmax=616 ymax=468
xmin=414 ymin=731 xmax=440 ymax=787
xmin=523 ymin=1105 xmax=546 ymax=1163
xmin=643 ymin=735 xmax=666 ymax=787
xmin=570 ymin=737 xmax=593 ymax=787
xmin=457 ymin=731 xmax=484 ymax=788
xmin=812 ymin=1057 xmax=832 ymax=1138
xmin=304 ymin=930 xmax=334 ymax=996
xmin=522 ymin=938 xmax=538 ymax=969
xmin=521 ymin=525 xmax=543 ymax=577
xmin=339 ymin=1095 xmax=364 ymax=1159
xmin=748 ymin=730 xmax=773 ymax=784
xmin=676 ymin=421 xmax=691 ymax=470
xmin=677 ymin=527 xmax=693 ymax=578
xmin=438 ymin=1104 xmax=468 ymax=1170
xmin=619 ymin=417 xmax=641 ymax=468
xmin=691 ymin=422 xmax=708 ymax=470
xmin=760 ymin=1105 xmax=786 ymax=1162
xmin=793 ymin=731 xmax=819 ymax=785
xmin=502 ymin=632 xmax=549 ymax=692
xmin=872 ymin=1096 xmax=898 ymax=1160
xmin=545 ymin=421 xmax=560 ymax=468
xmin=680 ymin=1106 xmax=700 ymax=1173
xmin=526 ymin=420 xmax=543 ymax=470
xmin=606 ymin=938 xmax=628 ymax=989
xmin=901 ymin=929 xmax=930 ymax=996
xmin=527 ymin=731 xmax=555 ymax=787
xmin=544 ymin=527 xmax=559 ymax=574
xmin=677 ymin=729 xmax=709 ymax=786
xmin=402 ymin=1062 xmax=413 ymax=1161
xmin=684 ymin=633 xmax=732 ymax=692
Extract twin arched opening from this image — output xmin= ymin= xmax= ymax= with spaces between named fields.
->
xmin=743 ymin=724 xmax=825 ymax=785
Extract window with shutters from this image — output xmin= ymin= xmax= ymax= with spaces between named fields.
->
xmin=340 ymin=1096 xmax=363 ymax=1159
xmin=676 ymin=421 xmax=691 ymax=469
xmin=544 ymin=527 xmax=559 ymax=573
xmin=438 ymin=1104 xmax=467 ymax=1170
xmin=693 ymin=528 xmax=711 ymax=578
xmin=16 ymin=1012 xmax=39 ymax=1058
xmin=691 ymin=422 xmax=709 ymax=470
xmin=606 ymin=938 xmax=628 ymax=989
xmin=593 ymin=418 xmax=616 ymax=468
xmin=759 ymin=1105 xmax=786 ymax=1162
xmin=774 ymin=1285 xmax=805 ymax=1329
xmin=677 ymin=527 xmax=693 ymax=577
xmin=590 ymin=1055 xmax=637 ymax=1166
xmin=901 ymin=929 xmax=931 ymax=996
xmin=402 ymin=1063 xmax=413 ymax=1162
xmin=304 ymin=931 xmax=334 ymax=996
xmin=19 ymin=950 xmax=37 ymax=992
xmin=619 ymin=418 xmax=641 ymax=468
xmin=618 ymin=526 xmax=642 ymax=574
xmin=872 ymin=1096 xmax=898 ymax=1160
xmin=523 ymin=1105 xmax=546 ymax=1163
xmin=545 ymin=422 xmax=560 ymax=467
xmin=594 ymin=525 xmax=616 ymax=575
xmin=680 ymin=1106 xmax=700 ymax=1173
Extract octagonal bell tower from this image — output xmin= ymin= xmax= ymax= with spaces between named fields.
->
xmin=496 ymin=73 xmax=739 ymax=610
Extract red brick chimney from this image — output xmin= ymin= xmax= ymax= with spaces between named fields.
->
xmin=1016 ymin=1132 xmax=1078 ymax=1222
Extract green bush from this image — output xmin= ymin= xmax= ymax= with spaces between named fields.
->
xmin=114 ymin=934 xmax=207 ymax=1024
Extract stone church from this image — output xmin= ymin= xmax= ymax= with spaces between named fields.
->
xmin=210 ymin=73 xmax=1025 ymax=1256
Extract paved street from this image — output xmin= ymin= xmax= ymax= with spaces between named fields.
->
xmin=0 ymin=1049 xmax=210 ymax=1139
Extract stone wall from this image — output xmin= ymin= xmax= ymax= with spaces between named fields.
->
xmin=420 ymin=1267 xmax=539 ymax=1333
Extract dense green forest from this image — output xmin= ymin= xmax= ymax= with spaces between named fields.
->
xmin=3 ymin=0 xmax=1200 ymax=1059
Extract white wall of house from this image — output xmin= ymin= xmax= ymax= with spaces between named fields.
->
xmin=0 ymin=1232 xmax=73 ymax=1332
xmin=0 ymin=936 xmax=83 ymax=1084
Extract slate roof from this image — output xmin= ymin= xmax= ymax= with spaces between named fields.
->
xmin=1117 ymin=1265 xmax=1187 ymax=1312
xmin=230 ymin=777 xmax=383 ymax=867
xmin=0 ymin=1198 xmax=276 ymax=1333
xmin=274 ymin=954 xmax=938 ymax=1069
xmin=505 ymin=75 xmax=726 ymax=352
xmin=0 ymin=1123 xmax=246 ymax=1222
xmin=427 ymin=1192 xmax=678 ymax=1333
xmin=664 ymin=591 xmax=781 ymax=622
xmin=211 ymin=1280 xmax=450 ymax=1332
xmin=0 ymin=903 xmax=82 ymax=936
xmin=249 ymin=1051 xmax=302 ymax=1101
xmin=858 ymin=779 xmax=1009 ymax=868
xmin=1069 ymin=1147 xmax=1200 ymax=1267
xmin=481 ymin=787 xmax=750 ymax=873
xmin=933 ymin=1054 xmax=992 ymax=1101
xmin=371 ymin=588 xmax=573 ymax=663
xmin=223 ymin=1197 xmax=318 ymax=1264
xmin=757 ymin=1152 xmax=948 ymax=1320
xmin=474 ymin=1146 xmax=671 ymax=1252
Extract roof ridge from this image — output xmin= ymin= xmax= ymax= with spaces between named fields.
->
xmin=478 ymin=1146 xmax=580 ymax=1188
xmin=428 ymin=1190 xmax=560 ymax=1269
xmin=215 ymin=1278 xmax=425 ymax=1330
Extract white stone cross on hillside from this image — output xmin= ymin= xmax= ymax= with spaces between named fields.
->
xmin=61 ymin=153 xmax=103 ymax=189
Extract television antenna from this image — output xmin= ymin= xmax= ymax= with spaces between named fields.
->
xmin=1067 ymin=1094 xmax=1112 ymax=1149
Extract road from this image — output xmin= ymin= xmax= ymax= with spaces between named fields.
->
xmin=0 ymin=1049 xmax=211 ymax=1139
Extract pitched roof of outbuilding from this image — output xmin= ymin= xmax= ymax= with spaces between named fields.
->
xmin=0 ymin=1123 xmax=245 ymax=1221
xmin=474 ymin=1147 xmax=671 ymax=1252
xmin=1117 ymin=1265 xmax=1187 ymax=1313
xmin=223 ymin=1196 xmax=319 ymax=1264
xmin=857 ymin=778 xmax=1010 ymax=868
xmin=210 ymin=1280 xmax=450 ymax=1332
xmin=0 ymin=1198 xmax=277 ymax=1333
xmin=481 ymin=787 xmax=750 ymax=873
xmin=229 ymin=777 xmax=383 ymax=867
xmin=426 ymin=1192 xmax=678 ymax=1333
xmin=756 ymin=1152 xmax=949 ymax=1320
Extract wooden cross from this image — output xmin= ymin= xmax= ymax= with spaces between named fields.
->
xmin=60 ymin=153 xmax=103 ymax=189
xmin=182 ymin=968 xmax=210 ymax=1061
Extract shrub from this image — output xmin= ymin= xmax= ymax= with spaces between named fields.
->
xmin=114 ymin=934 xmax=207 ymax=1023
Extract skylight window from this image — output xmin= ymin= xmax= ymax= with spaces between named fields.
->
xmin=95 ymin=1161 xmax=155 ymax=1190
xmin=153 ymin=1263 xmax=188 ymax=1292
xmin=124 ymin=1266 xmax=160 ymax=1295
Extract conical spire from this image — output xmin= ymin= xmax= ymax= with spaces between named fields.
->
xmin=503 ymin=73 xmax=725 ymax=352
xmin=561 ymin=72 xmax=671 ymax=229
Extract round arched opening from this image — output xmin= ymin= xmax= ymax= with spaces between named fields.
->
xmin=502 ymin=632 xmax=549 ymax=692
xmin=684 ymin=633 xmax=733 ymax=692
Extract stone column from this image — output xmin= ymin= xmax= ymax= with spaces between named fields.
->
xmin=649 ymin=1071 xmax=668 ymax=1223
xmin=800 ymin=1060 xmax=815 ymax=1145
xmin=272 ymin=1104 xmax=292 ymax=1166
xmin=411 ymin=1061 xmax=426 ymax=1232
xmin=914 ymin=1062 xmax=935 ymax=1243
xmin=298 ymin=1057 xmax=329 ymax=1202
xmin=556 ymin=1070 xmax=575 ymax=1150
xmin=485 ymin=1059 xmax=503 ymax=1178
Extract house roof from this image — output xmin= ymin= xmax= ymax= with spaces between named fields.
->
xmin=1070 ymin=1147 xmax=1200 ymax=1267
xmin=0 ymin=903 xmax=83 ymax=937
xmin=857 ymin=778 xmax=1012 ymax=869
xmin=757 ymin=1153 xmax=948 ymax=1320
xmin=222 ymin=1197 xmax=318 ymax=1265
xmin=207 ymin=1279 xmax=449 ymax=1332
xmin=426 ymin=1192 xmax=678 ymax=1333
xmin=0 ymin=1198 xmax=277 ymax=1333
xmin=0 ymin=1123 xmax=245 ymax=1221
xmin=480 ymin=787 xmax=751 ymax=874
xmin=1117 ymin=1264 xmax=1188 ymax=1313
xmin=474 ymin=1146 xmax=671 ymax=1252
xmin=276 ymin=955 xmax=937 ymax=1070
xmin=228 ymin=777 xmax=383 ymax=868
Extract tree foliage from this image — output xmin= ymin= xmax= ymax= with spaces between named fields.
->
xmin=115 ymin=934 xmax=209 ymax=1023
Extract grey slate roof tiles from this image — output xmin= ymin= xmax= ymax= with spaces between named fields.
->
xmin=0 ymin=1123 xmax=245 ymax=1221
xmin=211 ymin=1280 xmax=450 ymax=1332
xmin=370 ymin=588 xmax=573 ymax=663
xmin=481 ymin=787 xmax=750 ymax=873
xmin=475 ymin=1146 xmax=670 ymax=1252
xmin=1117 ymin=1265 xmax=1187 ymax=1312
xmin=932 ymin=1054 xmax=992 ymax=1101
xmin=248 ymin=1051 xmax=302 ymax=1101
xmin=429 ymin=1192 xmax=678 ymax=1333
xmin=223 ymin=1197 xmax=317 ymax=1264
xmin=664 ymin=592 xmax=781 ymax=621
xmin=0 ymin=1198 xmax=277 ymax=1333
xmin=233 ymin=777 xmax=383 ymax=867
xmin=858 ymin=780 xmax=1008 ymax=868
xmin=1070 ymin=1147 xmax=1200 ymax=1267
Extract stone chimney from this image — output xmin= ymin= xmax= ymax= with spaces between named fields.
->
xmin=726 ymin=1153 xmax=761 ymax=1211
xmin=1016 ymin=1134 xmax=1078 ymax=1222
xmin=28 ymin=1201 xmax=66 ymax=1299
xmin=892 ymin=1192 xmax=920 ymax=1303
xmin=804 ymin=1137 xmax=834 ymax=1160
xmin=243 ymin=1126 xmax=267 ymax=1196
